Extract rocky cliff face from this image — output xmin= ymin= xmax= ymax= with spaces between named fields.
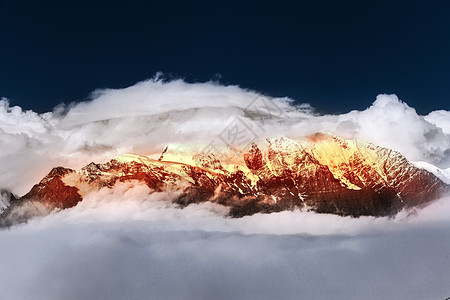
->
xmin=0 ymin=189 xmax=16 ymax=214
xmin=1 ymin=133 xmax=448 ymax=226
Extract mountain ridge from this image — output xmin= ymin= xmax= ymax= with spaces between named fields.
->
xmin=1 ymin=133 xmax=448 ymax=226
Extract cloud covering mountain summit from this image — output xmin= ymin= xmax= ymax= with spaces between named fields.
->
xmin=1 ymin=77 xmax=450 ymax=300
xmin=1 ymin=77 xmax=449 ymax=196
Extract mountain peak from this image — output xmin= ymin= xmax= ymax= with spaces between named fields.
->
xmin=1 ymin=133 xmax=448 ymax=226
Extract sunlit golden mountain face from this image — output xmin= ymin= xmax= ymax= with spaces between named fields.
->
xmin=1 ymin=132 xmax=448 ymax=227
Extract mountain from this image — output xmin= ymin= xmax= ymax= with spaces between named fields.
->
xmin=411 ymin=161 xmax=450 ymax=185
xmin=1 ymin=133 xmax=448 ymax=226
xmin=0 ymin=189 xmax=16 ymax=214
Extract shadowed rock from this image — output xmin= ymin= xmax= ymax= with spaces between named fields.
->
xmin=1 ymin=134 xmax=448 ymax=227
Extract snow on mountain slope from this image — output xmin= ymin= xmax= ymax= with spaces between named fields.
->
xmin=412 ymin=161 xmax=450 ymax=184
xmin=1 ymin=133 xmax=448 ymax=227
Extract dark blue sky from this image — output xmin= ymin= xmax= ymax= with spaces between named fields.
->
xmin=1 ymin=0 xmax=449 ymax=114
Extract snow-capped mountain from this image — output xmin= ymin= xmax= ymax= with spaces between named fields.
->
xmin=1 ymin=133 xmax=448 ymax=226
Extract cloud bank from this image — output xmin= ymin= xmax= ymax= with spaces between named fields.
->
xmin=1 ymin=76 xmax=450 ymax=299
xmin=1 ymin=78 xmax=450 ymax=195
xmin=0 ymin=182 xmax=450 ymax=300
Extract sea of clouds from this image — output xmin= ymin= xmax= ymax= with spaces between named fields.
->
xmin=1 ymin=76 xmax=450 ymax=299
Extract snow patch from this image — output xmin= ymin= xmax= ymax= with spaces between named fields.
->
xmin=412 ymin=161 xmax=450 ymax=184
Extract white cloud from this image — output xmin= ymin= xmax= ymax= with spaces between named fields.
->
xmin=1 ymin=77 xmax=450 ymax=299
xmin=1 ymin=78 xmax=449 ymax=196
xmin=0 ymin=182 xmax=450 ymax=300
xmin=425 ymin=110 xmax=450 ymax=134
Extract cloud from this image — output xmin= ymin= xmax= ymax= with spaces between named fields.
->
xmin=1 ymin=76 xmax=450 ymax=299
xmin=1 ymin=78 xmax=449 ymax=196
xmin=0 ymin=182 xmax=450 ymax=300
xmin=425 ymin=110 xmax=450 ymax=134
xmin=30 ymin=181 xmax=450 ymax=236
